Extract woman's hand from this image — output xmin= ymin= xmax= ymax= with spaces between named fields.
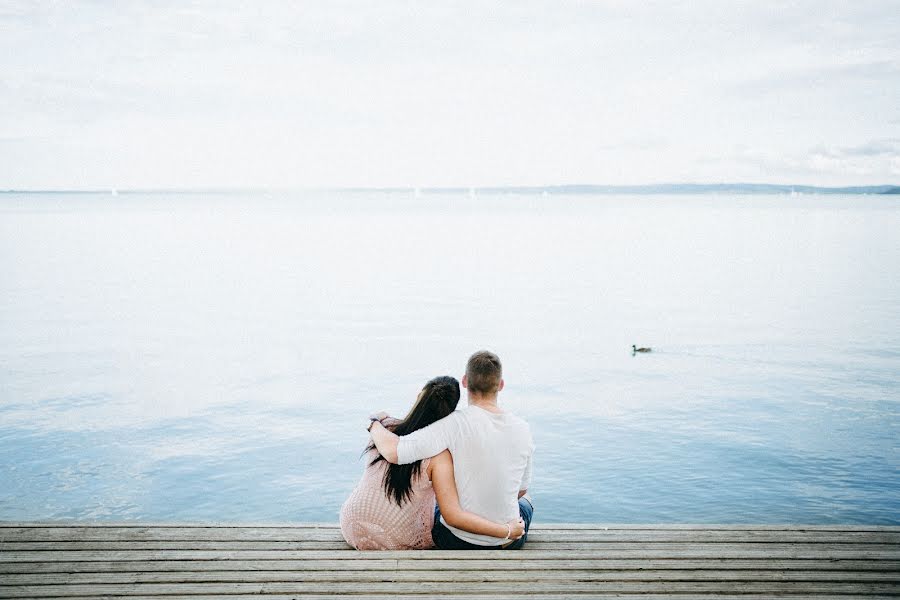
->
xmin=506 ymin=517 xmax=525 ymax=540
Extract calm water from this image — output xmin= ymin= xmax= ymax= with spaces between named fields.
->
xmin=1 ymin=191 xmax=898 ymax=523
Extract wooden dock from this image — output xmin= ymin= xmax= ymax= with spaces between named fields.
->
xmin=1 ymin=523 xmax=898 ymax=598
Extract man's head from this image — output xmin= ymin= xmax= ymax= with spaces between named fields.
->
xmin=463 ymin=350 xmax=504 ymax=397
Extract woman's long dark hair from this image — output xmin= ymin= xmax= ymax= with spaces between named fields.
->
xmin=367 ymin=376 xmax=460 ymax=507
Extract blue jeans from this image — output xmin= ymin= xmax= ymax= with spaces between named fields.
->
xmin=432 ymin=497 xmax=534 ymax=550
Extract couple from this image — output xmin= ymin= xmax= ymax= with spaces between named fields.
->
xmin=340 ymin=350 xmax=535 ymax=550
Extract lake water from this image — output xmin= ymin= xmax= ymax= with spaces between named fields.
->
xmin=1 ymin=191 xmax=898 ymax=524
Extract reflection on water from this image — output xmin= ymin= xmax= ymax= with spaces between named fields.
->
xmin=0 ymin=191 xmax=898 ymax=523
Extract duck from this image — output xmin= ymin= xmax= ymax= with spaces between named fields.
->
xmin=632 ymin=344 xmax=652 ymax=354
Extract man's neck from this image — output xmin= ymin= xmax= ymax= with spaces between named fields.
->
xmin=468 ymin=393 xmax=502 ymax=413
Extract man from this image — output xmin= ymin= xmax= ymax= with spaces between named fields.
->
xmin=369 ymin=350 xmax=535 ymax=549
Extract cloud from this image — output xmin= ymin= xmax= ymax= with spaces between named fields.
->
xmin=729 ymin=60 xmax=900 ymax=98
xmin=595 ymin=137 xmax=670 ymax=152
xmin=708 ymin=139 xmax=900 ymax=182
xmin=807 ymin=139 xmax=900 ymax=177
xmin=813 ymin=138 xmax=900 ymax=158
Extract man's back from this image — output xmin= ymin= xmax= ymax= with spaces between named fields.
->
xmin=397 ymin=404 xmax=534 ymax=545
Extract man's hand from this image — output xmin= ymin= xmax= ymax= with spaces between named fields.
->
xmin=507 ymin=517 xmax=525 ymax=540
xmin=368 ymin=411 xmax=390 ymax=423
xmin=368 ymin=420 xmax=400 ymax=464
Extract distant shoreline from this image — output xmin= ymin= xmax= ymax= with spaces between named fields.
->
xmin=2 ymin=183 xmax=899 ymax=195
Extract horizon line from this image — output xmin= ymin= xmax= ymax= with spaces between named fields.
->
xmin=1 ymin=182 xmax=899 ymax=195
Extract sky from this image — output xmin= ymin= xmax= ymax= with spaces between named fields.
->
xmin=1 ymin=1 xmax=899 ymax=189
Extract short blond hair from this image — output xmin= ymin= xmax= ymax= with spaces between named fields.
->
xmin=465 ymin=350 xmax=502 ymax=395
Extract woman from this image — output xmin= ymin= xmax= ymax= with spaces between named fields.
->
xmin=340 ymin=375 xmax=524 ymax=550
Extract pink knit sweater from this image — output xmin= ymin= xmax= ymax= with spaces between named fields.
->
xmin=339 ymin=446 xmax=435 ymax=550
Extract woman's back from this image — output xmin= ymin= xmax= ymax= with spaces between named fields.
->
xmin=340 ymin=448 xmax=435 ymax=550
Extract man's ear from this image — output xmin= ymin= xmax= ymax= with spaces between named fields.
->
xmin=461 ymin=374 xmax=468 ymax=389
xmin=498 ymin=379 xmax=504 ymax=392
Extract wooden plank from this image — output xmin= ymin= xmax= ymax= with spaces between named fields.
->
xmin=7 ymin=596 xmax=895 ymax=600
xmin=3 ymin=558 xmax=898 ymax=575
xmin=510 ymin=542 xmax=900 ymax=551
xmin=528 ymin=531 xmax=900 ymax=543
xmin=4 ymin=527 xmax=897 ymax=544
xmin=5 ymin=569 xmax=900 ymax=586
xmin=0 ymin=527 xmax=349 ymax=542
xmin=2 ymin=580 xmax=898 ymax=596
xmin=5 ymin=542 xmax=899 ymax=553
xmin=0 ymin=522 xmax=342 ymax=529
xmin=48 ymin=597 xmax=900 ymax=600
xmin=3 ymin=547 xmax=899 ymax=562
xmin=7 ymin=539 xmax=900 ymax=552
xmin=2 ymin=534 xmax=896 ymax=548
xmin=1 ymin=541 xmax=360 ymax=551
xmin=2 ymin=522 xmax=898 ymax=531
xmin=3 ymin=527 xmax=896 ymax=548
xmin=529 ymin=524 xmax=900 ymax=532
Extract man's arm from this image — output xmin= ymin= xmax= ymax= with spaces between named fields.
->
xmin=369 ymin=411 xmax=459 ymax=465
xmin=518 ymin=452 xmax=533 ymax=498
xmin=431 ymin=450 xmax=524 ymax=540
xmin=368 ymin=421 xmax=399 ymax=464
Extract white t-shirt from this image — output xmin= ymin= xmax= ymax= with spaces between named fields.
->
xmin=396 ymin=404 xmax=535 ymax=546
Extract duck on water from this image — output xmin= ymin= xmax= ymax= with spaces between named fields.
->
xmin=632 ymin=344 xmax=652 ymax=354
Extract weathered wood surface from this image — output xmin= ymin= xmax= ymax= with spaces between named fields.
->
xmin=1 ymin=524 xmax=898 ymax=598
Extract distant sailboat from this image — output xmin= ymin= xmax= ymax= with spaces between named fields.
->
xmin=468 ymin=187 xmax=477 ymax=200
xmin=413 ymin=187 xmax=422 ymax=199
xmin=110 ymin=188 xmax=118 ymax=196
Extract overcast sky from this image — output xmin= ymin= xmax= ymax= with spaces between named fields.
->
xmin=1 ymin=1 xmax=898 ymax=189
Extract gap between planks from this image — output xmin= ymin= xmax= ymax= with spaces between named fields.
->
xmin=3 ymin=558 xmax=898 ymax=574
